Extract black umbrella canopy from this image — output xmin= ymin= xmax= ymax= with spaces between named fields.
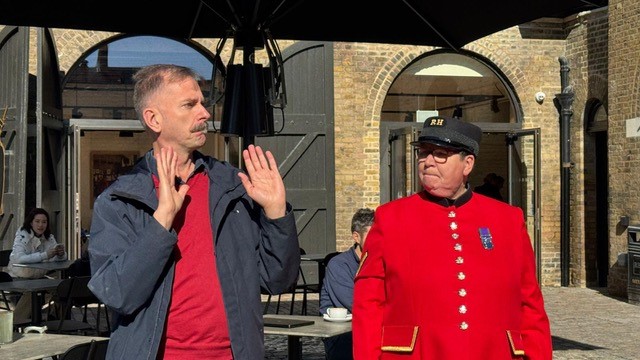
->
xmin=0 ymin=0 xmax=607 ymax=49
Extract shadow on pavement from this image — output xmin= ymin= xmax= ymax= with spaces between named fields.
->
xmin=552 ymin=336 xmax=605 ymax=351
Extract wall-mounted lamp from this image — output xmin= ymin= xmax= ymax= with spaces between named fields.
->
xmin=71 ymin=107 xmax=83 ymax=119
xmin=535 ymin=92 xmax=546 ymax=104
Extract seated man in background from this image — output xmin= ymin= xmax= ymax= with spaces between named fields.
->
xmin=319 ymin=208 xmax=374 ymax=360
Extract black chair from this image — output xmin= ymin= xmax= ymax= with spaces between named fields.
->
xmin=59 ymin=339 xmax=109 ymax=360
xmin=262 ymin=248 xmax=315 ymax=315
xmin=291 ymin=248 xmax=323 ymax=315
xmin=0 ymin=271 xmax=13 ymax=310
xmin=0 ymin=249 xmax=10 ymax=269
xmin=43 ymin=276 xmax=106 ymax=335
xmin=0 ymin=250 xmax=17 ymax=311
xmin=319 ymin=251 xmax=341 ymax=287
xmin=262 ymin=278 xmax=299 ymax=315
xmin=67 ymin=276 xmax=110 ymax=335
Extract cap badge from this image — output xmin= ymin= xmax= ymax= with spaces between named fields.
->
xmin=428 ymin=117 xmax=446 ymax=127
xmin=478 ymin=227 xmax=493 ymax=250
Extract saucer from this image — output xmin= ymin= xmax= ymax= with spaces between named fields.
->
xmin=323 ymin=313 xmax=352 ymax=322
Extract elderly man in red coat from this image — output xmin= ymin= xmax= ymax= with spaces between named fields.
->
xmin=353 ymin=116 xmax=552 ymax=360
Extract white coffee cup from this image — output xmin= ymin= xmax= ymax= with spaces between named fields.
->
xmin=0 ymin=310 xmax=13 ymax=344
xmin=327 ymin=307 xmax=348 ymax=319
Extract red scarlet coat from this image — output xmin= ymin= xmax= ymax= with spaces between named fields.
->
xmin=353 ymin=191 xmax=552 ymax=360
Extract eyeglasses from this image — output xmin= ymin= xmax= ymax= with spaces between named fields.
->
xmin=415 ymin=147 xmax=465 ymax=163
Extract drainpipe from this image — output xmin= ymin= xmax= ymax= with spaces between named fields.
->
xmin=553 ymin=57 xmax=574 ymax=286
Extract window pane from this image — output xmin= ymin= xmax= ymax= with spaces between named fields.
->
xmin=382 ymin=52 xmax=515 ymax=124
xmin=62 ymin=36 xmax=215 ymax=120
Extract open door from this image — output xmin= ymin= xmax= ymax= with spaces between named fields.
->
xmin=36 ymin=28 xmax=66 ymax=248
xmin=380 ymin=122 xmax=421 ymax=203
xmin=506 ymin=129 xmax=542 ymax=282
xmin=65 ymin=123 xmax=82 ymax=258
xmin=0 ymin=26 xmax=29 ymax=247
xmin=382 ymin=123 xmax=542 ymax=282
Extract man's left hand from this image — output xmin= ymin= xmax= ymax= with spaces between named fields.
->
xmin=238 ymin=144 xmax=286 ymax=219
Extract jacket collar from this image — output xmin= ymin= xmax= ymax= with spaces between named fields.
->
xmin=421 ymin=184 xmax=472 ymax=207
xmin=107 ymin=149 xmax=246 ymax=211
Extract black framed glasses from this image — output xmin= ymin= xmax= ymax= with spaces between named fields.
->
xmin=416 ymin=147 xmax=466 ymax=163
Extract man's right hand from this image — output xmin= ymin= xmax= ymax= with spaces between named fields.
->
xmin=153 ymin=144 xmax=190 ymax=230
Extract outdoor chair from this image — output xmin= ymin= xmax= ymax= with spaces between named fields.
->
xmin=0 ymin=249 xmax=10 ymax=269
xmin=291 ymin=248 xmax=322 ymax=315
xmin=263 ymin=248 xmax=318 ymax=315
xmin=0 ymin=270 xmax=12 ymax=310
xmin=318 ymin=251 xmax=341 ymax=287
xmin=43 ymin=276 xmax=108 ymax=335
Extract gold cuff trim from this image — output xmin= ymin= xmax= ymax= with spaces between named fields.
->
xmin=506 ymin=330 xmax=525 ymax=356
xmin=381 ymin=326 xmax=419 ymax=353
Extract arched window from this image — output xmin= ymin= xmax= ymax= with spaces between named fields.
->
xmin=62 ymin=35 xmax=218 ymax=121
xmin=382 ymin=51 xmax=518 ymax=125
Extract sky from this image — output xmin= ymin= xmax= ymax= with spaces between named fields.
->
xmin=83 ymin=36 xmax=214 ymax=80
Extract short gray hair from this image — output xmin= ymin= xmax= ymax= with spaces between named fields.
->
xmin=132 ymin=64 xmax=202 ymax=129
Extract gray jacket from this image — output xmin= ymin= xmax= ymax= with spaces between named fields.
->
xmin=88 ymin=150 xmax=300 ymax=360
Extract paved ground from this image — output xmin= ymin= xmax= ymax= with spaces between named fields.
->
xmin=262 ymin=287 xmax=640 ymax=360
xmin=71 ymin=286 xmax=640 ymax=359
xmin=544 ymin=287 xmax=640 ymax=360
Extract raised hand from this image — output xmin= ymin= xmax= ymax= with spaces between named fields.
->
xmin=153 ymin=144 xmax=190 ymax=230
xmin=238 ymin=144 xmax=286 ymax=219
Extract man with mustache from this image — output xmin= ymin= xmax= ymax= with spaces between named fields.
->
xmin=88 ymin=64 xmax=300 ymax=359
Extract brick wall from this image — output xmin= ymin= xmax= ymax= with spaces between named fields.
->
xmin=608 ymin=0 xmax=640 ymax=296
xmin=564 ymin=9 xmax=610 ymax=288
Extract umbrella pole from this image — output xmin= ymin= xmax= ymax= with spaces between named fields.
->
xmin=242 ymin=42 xmax=256 ymax=149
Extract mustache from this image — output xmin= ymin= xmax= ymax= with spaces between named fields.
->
xmin=191 ymin=123 xmax=208 ymax=132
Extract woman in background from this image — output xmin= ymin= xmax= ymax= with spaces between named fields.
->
xmin=7 ymin=207 xmax=66 ymax=320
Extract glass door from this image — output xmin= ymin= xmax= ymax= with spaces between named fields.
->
xmin=506 ymin=129 xmax=541 ymax=282
xmin=66 ymin=123 xmax=82 ymax=259
xmin=383 ymin=124 xmax=542 ymax=282
xmin=65 ymin=119 xmax=149 ymax=260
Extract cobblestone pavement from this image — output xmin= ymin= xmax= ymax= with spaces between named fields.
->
xmin=545 ymin=287 xmax=640 ymax=360
xmin=76 ymin=286 xmax=639 ymax=359
xmin=264 ymin=287 xmax=640 ymax=360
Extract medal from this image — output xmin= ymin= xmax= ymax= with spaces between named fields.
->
xmin=478 ymin=227 xmax=493 ymax=250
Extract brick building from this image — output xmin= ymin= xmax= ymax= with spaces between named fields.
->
xmin=1 ymin=2 xmax=639 ymax=299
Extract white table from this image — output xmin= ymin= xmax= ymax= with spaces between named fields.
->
xmin=13 ymin=260 xmax=75 ymax=278
xmin=264 ymin=314 xmax=351 ymax=360
xmin=0 ymin=332 xmax=108 ymax=360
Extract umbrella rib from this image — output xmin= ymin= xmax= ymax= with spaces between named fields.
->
xmin=262 ymin=0 xmax=306 ymax=30
xmin=189 ymin=1 xmax=204 ymax=38
xmin=401 ymin=0 xmax=457 ymax=50
xmin=222 ymin=0 xmax=242 ymax=27
xmin=198 ymin=0 xmax=239 ymax=31
xmin=262 ymin=0 xmax=291 ymax=27
xmin=579 ymin=0 xmax=603 ymax=6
